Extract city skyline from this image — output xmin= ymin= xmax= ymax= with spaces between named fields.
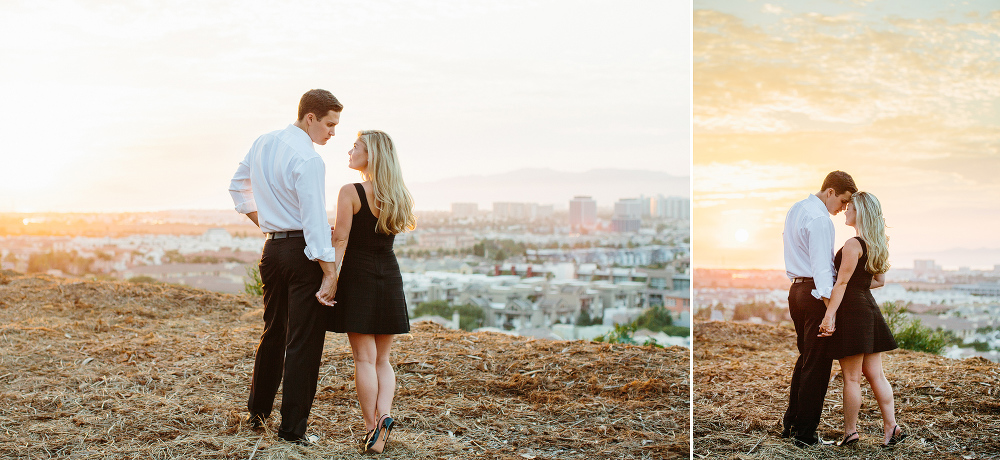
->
xmin=0 ymin=1 xmax=690 ymax=213
xmin=693 ymin=0 xmax=1000 ymax=270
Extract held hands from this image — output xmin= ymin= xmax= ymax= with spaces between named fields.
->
xmin=817 ymin=314 xmax=836 ymax=337
xmin=315 ymin=273 xmax=338 ymax=307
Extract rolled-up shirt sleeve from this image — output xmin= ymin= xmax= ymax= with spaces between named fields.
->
xmin=228 ymin=155 xmax=257 ymax=214
xmin=806 ymin=216 xmax=836 ymax=299
xmin=294 ymin=158 xmax=336 ymax=262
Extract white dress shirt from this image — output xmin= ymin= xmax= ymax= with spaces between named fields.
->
xmin=229 ymin=124 xmax=336 ymax=263
xmin=783 ymin=194 xmax=836 ymax=300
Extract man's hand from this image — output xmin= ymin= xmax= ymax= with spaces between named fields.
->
xmin=315 ymin=260 xmax=337 ymax=307
xmin=315 ymin=273 xmax=337 ymax=306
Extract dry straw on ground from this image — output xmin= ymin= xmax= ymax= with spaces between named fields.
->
xmin=694 ymin=321 xmax=1000 ymax=460
xmin=0 ymin=271 xmax=688 ymax=459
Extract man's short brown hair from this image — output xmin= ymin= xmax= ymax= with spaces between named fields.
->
xmin=820 ymin=170 xmax=858 ymax=196
xmin=297 ymin=89 xmax=343 ymax=121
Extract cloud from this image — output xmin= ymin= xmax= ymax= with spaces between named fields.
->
xmin=694 ymin=8 xmax=1000 ymax=135
xmin=762 ymin=4 xmax=784 ymax=15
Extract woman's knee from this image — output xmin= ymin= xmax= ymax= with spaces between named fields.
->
xmin=349 ymin=333 xmax=378 ymax=365
xmin=843 ymin=368 xmax=863 ymax=385
xmin=861 ymin=355 xmax=884 ymax=381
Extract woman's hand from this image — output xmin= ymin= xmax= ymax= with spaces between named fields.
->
xmin=315 ymin=261 xmax=338 ymax=307
xmin=818 ymin=314 xmax=836 ymax=337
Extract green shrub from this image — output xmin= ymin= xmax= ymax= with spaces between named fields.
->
xmin=127 ymin=276 xmax=160 ymax=285
xmin=881 ymin=301 xmax=948 ymax=355
xmin=659 ymin=325 xmax=691 ymax=337
xmin=413 ymin=300 xmax=485 ymax=331
xmin=575 ymin=310 xmax=604 ymax=326
xmin=594 ymin=322 xmax=639 ymax=345
xmin=244 ymin=264 xmax=263 ymax=296
xmin=594 ymin=306 xmax=689 ymax=344
xmin=635 ymin=305 xmax=673 ymax=332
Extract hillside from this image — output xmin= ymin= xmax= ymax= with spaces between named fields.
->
xmin=694 ymin=321 xmax=1000 ymax=459
xmin=0 ymin=271 xmax=688 ymax=459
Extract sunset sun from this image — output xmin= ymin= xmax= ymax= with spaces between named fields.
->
xmin=734 ymin=228 xmax=749 ymax=243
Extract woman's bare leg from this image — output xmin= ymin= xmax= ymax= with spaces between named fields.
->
xmin=374 ymin=334 xmax=396 ymax=418
xmin=839 ymin=354 xmax=865 ymax=440
xmin=861 ymin=352 xmax=898 ymax=443
xmin=348 ymin=333 xmax=379 ymax=431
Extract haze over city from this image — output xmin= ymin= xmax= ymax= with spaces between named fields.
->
xmin=0 ymin=1 xmax=690 ymax=213
xmin=693 ymin=0 xmax=1000 ymax=270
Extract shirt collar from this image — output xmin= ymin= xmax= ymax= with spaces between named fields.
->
xmin=285 ymin=124 xmax=316 ymax=151
xmin=806 ymin=193 xmax=828 ymax=214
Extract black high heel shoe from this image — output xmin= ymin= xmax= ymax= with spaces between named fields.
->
xmin=368 ymin=414 xmax=395 ymax=454
xmin=363 ymin=423 xmax=383 ymax=453
xmin=837 ymin=432 xmax=859 ymax=447
xmin=884 ymin=425 xmax=907 ymax=446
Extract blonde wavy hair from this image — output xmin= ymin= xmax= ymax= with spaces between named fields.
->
xmin=357 ymin=130 xmax=416 ymax=235
xmin=852 ymin=191 xmax=890 ymax=274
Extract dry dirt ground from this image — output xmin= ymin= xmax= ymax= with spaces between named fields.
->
xmin=694 ymin=321 xmax=1000 ymax=460
xmin=0 ymin=271 xmax=688 ymax=459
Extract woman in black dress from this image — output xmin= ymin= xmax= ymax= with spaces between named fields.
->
xmin=328 ymin=130 xmax=415 ymax=453
xmin=818 ymin=191 xmax=905 ymax=447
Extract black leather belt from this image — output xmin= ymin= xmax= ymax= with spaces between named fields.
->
xmin=265 ymin=230 xmax=304 ymax=240
xmin=792 ymin=277 xmax=813 ymax=284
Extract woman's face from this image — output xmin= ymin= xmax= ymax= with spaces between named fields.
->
xmin=348 ymin=138 xmax=369 ymax=172
xmin=845 ymin=202 xmax=857 ymax=227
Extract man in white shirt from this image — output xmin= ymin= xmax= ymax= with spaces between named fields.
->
xmin=228 ymin=89 xmax=342 ymax=445
xmin=781 ymin=170 xmax=856 ymax=446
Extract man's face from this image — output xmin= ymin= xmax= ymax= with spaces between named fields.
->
xmin=304 ymin=110 xmax=341 ymax=145
xmin=823 ymin=189 xmax=853 ymax=215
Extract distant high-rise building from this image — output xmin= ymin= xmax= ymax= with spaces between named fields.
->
xmin=611 ymin=217 xmax=641 ymax=232
xmin=614 ymin=198 xmax=644 ymax=220
xmin=451 ymin=202 xmax=478 ymax=218
xmin=913 ymin=259 xmax=941 ymax=276
xmin=612 ymin=198 xmax=642 ymax=232
xmin=638 ymin=195 xmax=653 ymax=218
xmin=569 ymin=196 xmax=597 ymax=229
xmin=653 ymin=195 xmax=690 ymax=220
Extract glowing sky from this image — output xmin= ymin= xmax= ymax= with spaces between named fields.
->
xmin=0 ymin=0 xmax=689 ymax=212
xmin=694 ymin=0 xmax=1000 ymax=270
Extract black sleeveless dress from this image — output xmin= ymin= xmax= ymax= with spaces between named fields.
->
xmin=326 ymin=183 xmax=410 ymax=334
xmin=827 ymin=237 xmax=897 ymax=359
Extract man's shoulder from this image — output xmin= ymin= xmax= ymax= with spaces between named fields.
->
xmin=254 ymin=128 xmax=286 ymax=141
xmin=251 ymin=126 xmax=318 ymax=160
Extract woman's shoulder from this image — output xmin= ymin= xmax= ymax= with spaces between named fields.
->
xmin=842 ymin=236 xmax=864 ymax=254
xmin=339 ymin=183 xmax=361 ymax=196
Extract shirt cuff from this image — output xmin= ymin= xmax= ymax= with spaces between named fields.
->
xmin=811 ymin=287 xmax=832 ymax=300
xmin=304 ymin=246 xmax=336 ymax=263
xmin=235 ymin=200 xmax=257 ymax=214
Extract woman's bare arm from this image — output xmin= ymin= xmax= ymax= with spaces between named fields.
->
xmin=331 ymin=184 xmax=360 ymax=284
xmin=818 ymin=238 xmax=862 ymax=337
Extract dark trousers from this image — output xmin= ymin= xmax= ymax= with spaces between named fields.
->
xmin=783 ymin=281 xmax=833 ymax=441
xmin=248 ymin=237 xmax=327 ymax=438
